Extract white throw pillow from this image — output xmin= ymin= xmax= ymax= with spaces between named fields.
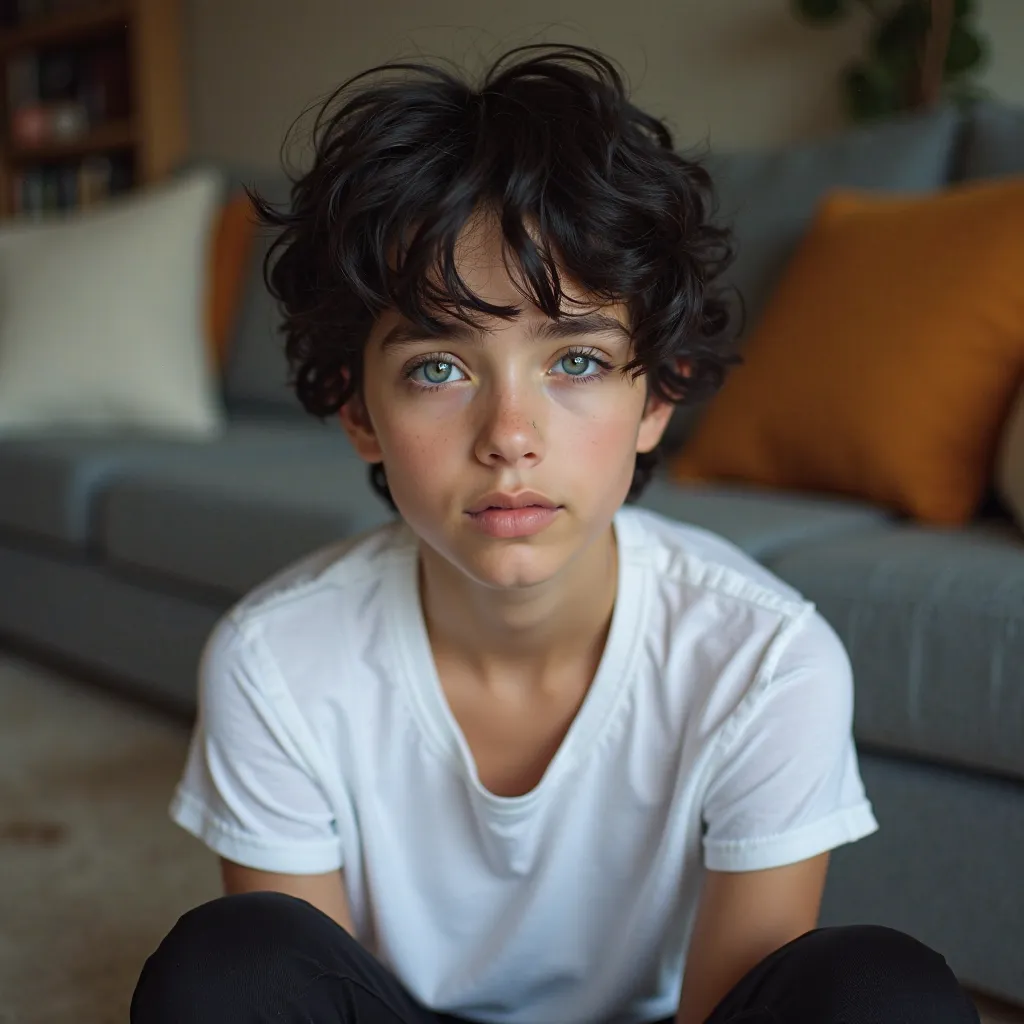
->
xmin=995 ymin=382 xmax=1024 ymax=532
xmin=0 ymin=170 xmax=226 ymax=438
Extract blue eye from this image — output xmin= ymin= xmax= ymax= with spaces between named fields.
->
xmin=423 ymin=361 xmax=452 ymax=384
xmin=553 ymin=349 xmax=612 ymax=382
xmin=559 ymin=354 xmax=591 ymax=376
xmin=404 ymin=348 xmax=612 ymax=391
xmin=408 ymin=359 xmax=466 ymax=387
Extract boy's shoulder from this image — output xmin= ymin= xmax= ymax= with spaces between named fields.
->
xmin=617 ymin=505 xmax=810 ymax=619
xmin=226 ymin=518 xmax=413 ymax=640
xmin=618 ymin=507 xmax=838 ymax=688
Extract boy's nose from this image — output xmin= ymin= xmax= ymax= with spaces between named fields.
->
xmin=474 ymin=389 xmax=545 ymax=467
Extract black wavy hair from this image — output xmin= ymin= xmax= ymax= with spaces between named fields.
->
xmin=249 ymin=43 xmax=742 ymax=509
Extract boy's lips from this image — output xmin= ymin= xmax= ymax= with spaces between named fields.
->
xmin=465 ymin=491 xmax=560 ymax=515
xmin=466 ymin=505 xmax=562 ymax=539
xmin=465 ymin=491 xmax=563 ymax=539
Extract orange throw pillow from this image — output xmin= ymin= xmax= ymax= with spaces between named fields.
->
xmin=207 ymin=192 xmax=256 ymax=369
xmin=671 ymin=177 xmax=1024 ymax=526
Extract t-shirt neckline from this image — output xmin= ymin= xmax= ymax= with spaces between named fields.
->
xmin=388 ymin=509 xmax=647 ymax=814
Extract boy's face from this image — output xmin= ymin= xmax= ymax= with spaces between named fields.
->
xmin=340 ymin=211 xmax=674 ymax=591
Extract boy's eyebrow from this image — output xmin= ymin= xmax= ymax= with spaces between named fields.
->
xmin=379 ymin=312 xmax=631 ymax=351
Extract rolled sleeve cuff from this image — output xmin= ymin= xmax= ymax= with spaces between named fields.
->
xmin=703 ymin=801 xmax=880 ymax=872
xmin=169 ymin=788 xmax=344 ymax=875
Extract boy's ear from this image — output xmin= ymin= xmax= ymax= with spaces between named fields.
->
xmin=636 ymin=359 xmax=691 ymax=455
xmin=636 ymin=393 xmax=674 ymax=455
xmin=339 ymin=394 xmax=384 ymax=463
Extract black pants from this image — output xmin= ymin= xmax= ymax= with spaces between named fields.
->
xmin=131 ymin=891 xmax=981 ymax=1024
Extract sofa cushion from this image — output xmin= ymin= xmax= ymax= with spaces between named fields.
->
xmin=98 ymin=453 xmax=393 ymax=596
xmin=0 ymin=417 xmax=351 ymax=548
xmin=671 ymin=178 xmax=1024 ymax=527
xmin=209 ymin=191 xmax=259 ymax=369
xmin=0 ymin=171 xmax=226 ymax=439
xmin=762 ymin=519 xmax=1024 ymax=783
xmin=662 ymin=105 xmax=962 ymax=455
xmin=635 ymin=475 xmax=892 ymax=559
xmin=959 ymin=100 xmax=1024 ymax=179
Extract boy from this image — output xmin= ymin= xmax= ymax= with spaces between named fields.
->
xmin=132 ymin=43 xmax=980 ymax=1024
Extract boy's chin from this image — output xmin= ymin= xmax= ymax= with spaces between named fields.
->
xmin=446 ymin=538 xmax=573 ymax=592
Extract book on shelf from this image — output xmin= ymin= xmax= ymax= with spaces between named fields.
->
xmin=6 ymin=39 xmax=130 ymax=149
xmin=11 ymin=152 xmax=133 ymax=217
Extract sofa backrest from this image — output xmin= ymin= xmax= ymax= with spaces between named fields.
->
xmin=705 ymin=105 xmax=962 ymax=336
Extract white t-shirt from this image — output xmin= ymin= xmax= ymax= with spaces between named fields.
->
xmin=170 ymin=505 xmax=879 ymax=1024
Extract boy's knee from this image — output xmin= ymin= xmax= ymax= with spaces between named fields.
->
xmin=787 ymin=924 xmax=978 ymax=1022
xmin=816 ymin=922 xmax=944 ymax=968
xmin=166 ymin=891 xmax=329 ymax=960
xmin=131 ymin=892 xmax=339 ymax=1022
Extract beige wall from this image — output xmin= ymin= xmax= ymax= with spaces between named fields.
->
xmin=185 ymin=0 xmax=1024 ymax=171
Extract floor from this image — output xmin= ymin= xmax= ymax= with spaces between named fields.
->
xmin=0 ymin=651 xmax=1021 ymax=1024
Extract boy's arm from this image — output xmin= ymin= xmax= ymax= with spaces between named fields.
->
xmin=220 ymin=858 xmax=357 ymax=937
xmin=674 ymin=852 xmax=830 ymax=1024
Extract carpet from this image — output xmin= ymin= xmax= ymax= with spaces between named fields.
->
xmin=0 ymin=653 xmax=219 ymax=1023
xmin=0 ymin=651 xmax=1021 ymax=1024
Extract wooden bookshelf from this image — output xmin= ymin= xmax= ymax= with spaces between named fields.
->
xmin=0 ymin=0 xmax=186 ymax=217
xmin=0 ymin=1 xmax=130 ymax=54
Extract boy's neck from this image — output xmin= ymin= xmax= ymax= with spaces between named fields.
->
xmin=417 ymin=524 xmax=619 ymax=692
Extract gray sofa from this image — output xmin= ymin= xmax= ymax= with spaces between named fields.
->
xmin=1 ymin=101 xmax=1022 ymax=1007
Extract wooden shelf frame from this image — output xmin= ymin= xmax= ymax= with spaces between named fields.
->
xmin=0 ymin=1 xmax=131 ymax=55
xmin=6 ymin=116 xmax=135 ymax=162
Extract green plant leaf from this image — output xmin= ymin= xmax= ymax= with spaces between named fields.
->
xmin=843 ymin=60 xmax=902 ymax=121
xmin=793 ymin=0 xmax=849 ymax=23
xmin=944 ymin=23 xmax=987 ymax=76
xmin=954 ymin=0 xmax=976 ymax=19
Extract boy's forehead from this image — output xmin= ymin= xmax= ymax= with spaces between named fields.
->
xmin=377 ymin=209 xmax=631 ymax=341
xmin=386 ymin=209 xmax=619 ymax=305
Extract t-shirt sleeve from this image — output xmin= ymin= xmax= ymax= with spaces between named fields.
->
xmin=169 ymin=615 xmax=345 ymax=874
xmin=701 ymin=607 xmax=879 ymax=872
